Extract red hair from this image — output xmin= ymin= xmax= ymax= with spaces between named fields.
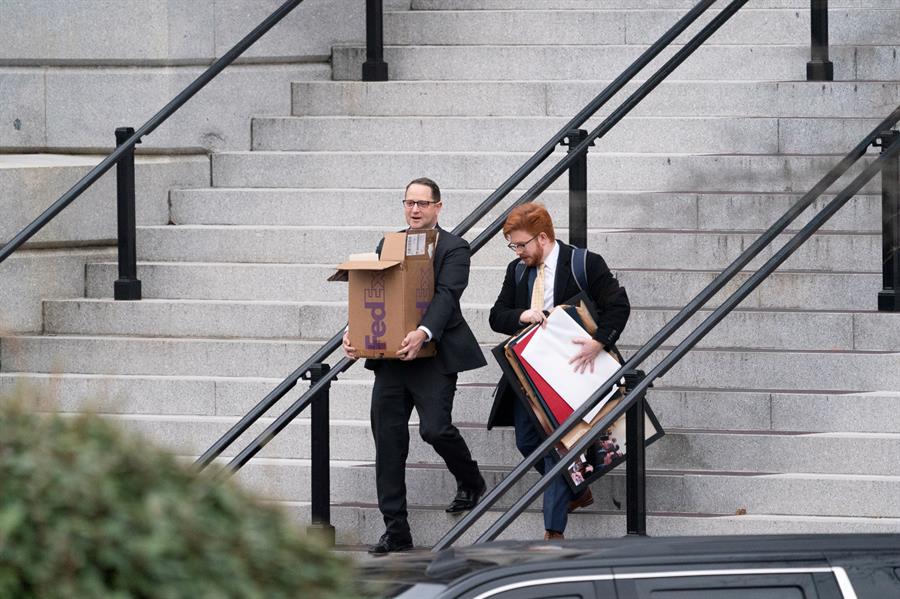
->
xmin=502 ymin=203 xmax=556 ymax=241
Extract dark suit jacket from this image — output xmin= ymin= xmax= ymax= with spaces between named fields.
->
xmin=365 ymin=226 xmax=487 ymax=375
xmin=487 ymin=241 xmax=630 ymax=429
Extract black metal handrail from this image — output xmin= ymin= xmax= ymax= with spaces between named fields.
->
xmin=0 ymin=0 xmax=305 ymax=265
xmin=195 ymin=0 xmax=720 ymax=471
xmin=434 ymin=107 xmax=900 ymax=550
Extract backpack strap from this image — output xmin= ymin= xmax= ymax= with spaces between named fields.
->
xmin=571 ymin=246 xmax=588 ymax=292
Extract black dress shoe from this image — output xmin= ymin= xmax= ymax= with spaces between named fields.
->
xmin=446 ymin=477 xmax=487 ymax=513
xmin=368 ymin=533 xmax=413 ymax=556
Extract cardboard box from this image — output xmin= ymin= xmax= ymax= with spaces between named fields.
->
xmin=329 ymin=229 xmax=437 ymax=359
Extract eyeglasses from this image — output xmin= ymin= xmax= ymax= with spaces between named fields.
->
xmin=507 ymin=234 xmax=539 ymax=252
xmin=402 ymin=199 xmax=440 ymax=209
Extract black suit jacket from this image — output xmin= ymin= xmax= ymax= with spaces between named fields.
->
xmin=365 ymin=226 xmax=487 ymax=375
xmin=486 ymin=241 xmax=630 ymax=429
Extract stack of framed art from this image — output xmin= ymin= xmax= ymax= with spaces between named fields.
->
xmin=491 ymin=293 xmax=664 ymax=492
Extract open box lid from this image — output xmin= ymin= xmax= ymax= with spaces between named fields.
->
xmin=327 ymin=259 xmax=401 ymax=282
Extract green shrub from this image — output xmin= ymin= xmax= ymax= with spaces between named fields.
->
xmin=0 ymin=391 xmax=361 ymax=599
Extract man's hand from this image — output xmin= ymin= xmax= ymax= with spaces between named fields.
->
xmin=569 ymin=338 xmax=604 ymax=374
xmin=397 ymin=329 xmax=428 ymax=361
xmin=342 ymin=330 xmax=358 ymax=360
xmin=518 ymin=309 xmax=547 ymax=328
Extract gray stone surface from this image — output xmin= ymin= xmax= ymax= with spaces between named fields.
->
xmin=0 ymin=248 xmax=115 ymax=334
xmin=42 ymin=298 xmax=307 ymax=339
xmin=82 ymin=261 xmax=882 ymax=310
xmin=109 ymin=415 xmax=900 ymax=476
xmin=857 ymin=45 xmax=900 ymax=80
xmin=252 ymin=115 xmax=780 ymax=154
xmin=321 ymin=504 xmax=900 ymax=545
xmin=0 ymin=154 xmax=208 ymax=246
xmin=412 ymin=0 xmax=900 ymax=9
xmin=382 ymin=8 xmax=899 ymax=47
xmin=0 ymin=70 xmax=44 ymax=147
xmin=234 ymin=459 xmax=900 ymax=518
xmin=41 ymin=298 xmax=865 ymax=352
xmin=384 ymin=9 xmax=627 ymax=45
xmin=211 ymin=151 xmax=877 ymax=193
xmin=629 ymin=8 xmax=900 ymax=46
xmin=132 ymin=224 xmax=880 ymax=273
xmin=293 ymin=80 xmax=900 ymax=118
xmin=170 ymin=188 xmax=881 ymax=233
xmin=332 ymin=44 xmax=859 ymax=81
xmin=616 ymin=269 xmax=881 ymax=311
xmin=0 ymin=372 xmax=217 ymax=416
xmin=0 ymin=0 xmax=368 ymax=64
xmin=0 ymin=1 xmax=214 ymax=63
xmin=37 ymin=63 xmax=329 ymax=151
xmin=4 ymin=333 xmax=898 ymax=393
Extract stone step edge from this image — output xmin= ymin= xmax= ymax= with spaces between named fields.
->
xmin=6 ymin=372 xmax=894 ymax=399
xmin=274 ymin=500 xmax=900 ymax=523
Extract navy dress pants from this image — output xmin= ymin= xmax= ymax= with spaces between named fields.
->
xmin=512 ymin=398 xmax=575 ymax=533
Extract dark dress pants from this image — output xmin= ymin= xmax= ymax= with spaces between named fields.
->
xmin=371 ymin=358 xmax=481 ymax=537
xmin=512 ymin=398 xmax=576 ymax=533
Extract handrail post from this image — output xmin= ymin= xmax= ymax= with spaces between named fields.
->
xmin=362 ymin=0 xmax=388 ymax=81
xmin=624 ymin=369 xmax=649 ymax=536
xmin=877 ymin=129 xmax=900 ymax=312
xmin=562 ymin=129 xmax=593 ymax=249
xmin=806 ymin=0 xmax=833 ymax=81
xmin=305 ymin=362 xmax=335 ymax=546
xmin=114 ymin=127 xmax=142 ymax=301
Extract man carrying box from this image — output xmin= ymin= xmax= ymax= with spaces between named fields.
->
xmin=342 ymin=178 xmax=487 ymax=555
xmin=487 ymin=202 xmax=631 ymax=540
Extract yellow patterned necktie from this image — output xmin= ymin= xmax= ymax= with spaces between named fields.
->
xmin=530 ymin=263 xmax=545 ymax=311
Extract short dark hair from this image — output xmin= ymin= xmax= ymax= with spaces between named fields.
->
xmin=405 ymin=177 xmax=441 ymax=202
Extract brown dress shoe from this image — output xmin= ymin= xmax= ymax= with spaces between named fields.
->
xmin=567 ymin=488 xmax=594 ymax=513
xmin=543 ymin=530 xmax=565 ymax=540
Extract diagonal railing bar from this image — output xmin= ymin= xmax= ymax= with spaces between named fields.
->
xmin=450 ymin=0 xmax=716 ymax=239
xmin=468 ymin=0 xmax=751 ymax=254
xmin=473 ymin=133 xmax=900 ymax=545
xmin=194 ymin=329 xmax=343 ymax=469
xmin=219 ymin=356 xmax=355 ymax=475
xmin=432 ymin=106 xmax=900 ymax=551
xmin=0 ymin=0 xmax=305 ymax=265
xmin=197 ymin=0 xmax=718 ymax=470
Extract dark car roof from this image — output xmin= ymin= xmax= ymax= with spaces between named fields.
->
xmin=358 ymin=533 xmax=900 ymax=592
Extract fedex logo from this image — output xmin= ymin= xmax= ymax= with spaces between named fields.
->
xmin=416 ymin=268 xmax=431 ymax=318
xmin=364 ymin=272 xmax=386 ymax=350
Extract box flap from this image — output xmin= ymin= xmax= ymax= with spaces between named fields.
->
xmin=328 ymin=259 xmax=401 ymax=282
xmin=380 ymin=232 xmax=407 ymax=262
xmin=336 ymin=260 xmax=401 ymax=271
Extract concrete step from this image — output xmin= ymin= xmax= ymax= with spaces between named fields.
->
xmin=132 ymin=225 xmax=880 ymax=273
xmin=108 ymin=415 xmax=900 ymax=476
xmin=83 ymin=262 xmax=883 ymax=311
xmin=382 ymin=8 xmax=899 ymax=46
xmin=410 ymin=1 xmax=900 ymax=10
xmin=331 ymin=44 xmax=892 ymax=81
xmin=4 ymin=334 xmax=898 ymax=391
xmin=46 ymin=297 xmax=900 ymax=353
xmin=9 ymin=372 xmax=898 ymax=434
xmin=291 ymin=80 xmax=900 ymax=118
xmin=210 ymin=151 xmax=878 ymax=193
xmin=169 ymin=188 xmax=881 ymax=232
xmin=254 ymin=115 xmax=880 ymax=154
xmin=292 ymin=503 xmax=900 ymax=546
xmin=0 ymin=153 xmax=208 ymax=248
xmin=233 ymin=458 xmax=900 ymax=519
xmin=1 ymin=64 xmax=330 ymax=153
xmin=0 ymin=247 xmax=116 ymax=334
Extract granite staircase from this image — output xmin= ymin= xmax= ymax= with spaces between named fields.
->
xmin=3 ymin=0 xmax=900 ymax=546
